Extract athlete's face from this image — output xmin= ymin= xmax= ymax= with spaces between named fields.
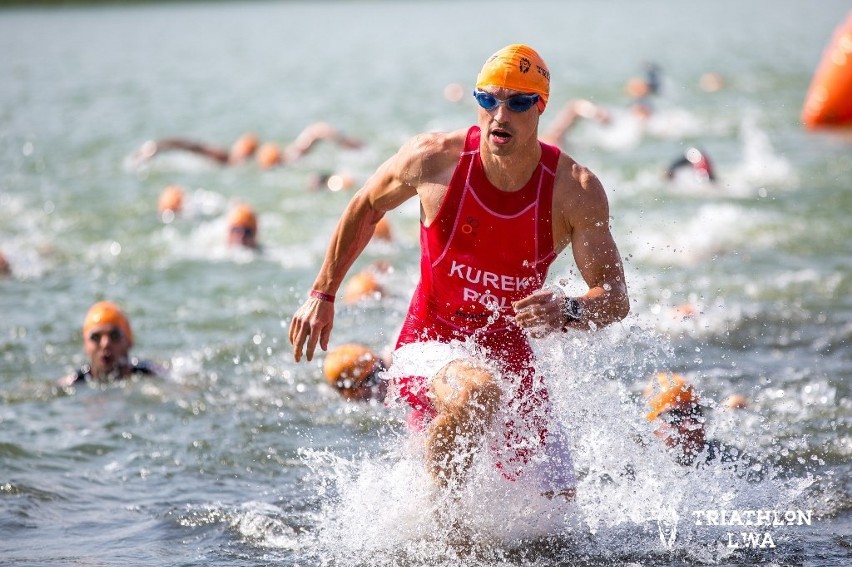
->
xmin=228 ymin=225 xmax=258 ymax=248
xmin=83 ymin=323 xmax=131 ymax=378
xmin=476 ymin=87 xmax=541 ymax=156
xmin=654 ymin=406 xmax=706 ymax=464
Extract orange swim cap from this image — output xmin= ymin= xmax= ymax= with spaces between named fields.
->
xmin=625 ymin=77 xmax=650 ymax=98
xmin=83 ymin=301 xmax=133 ymax=346
xmin=323 ymin=344 xmax=381 ymax=391
xmin=722 ymin=394 xmax=748 ymax=410
xmin=343 ymin=270 xmax=384 ymax=304
xmin=230 ymin=132 xmax=260 ymax=162
xmin=372 ymin=216 xmax=393 ymax=242
xmin=645 ymin=372 xmax=699 ymax=421
xmin=256 ymin=142 xmax=282 ymax=169
xmin=157 ymin=185 xmax=185 ymax=215
xmin=228 ymin=204 xmax=258 ymax=231
xmin=476 ymin=44 xmax=550 ymax=110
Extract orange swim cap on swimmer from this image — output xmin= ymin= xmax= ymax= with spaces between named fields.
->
xmin=83 ymin=301 xmax=133 ymax=346
xmin=342 ymin=270 xmax=384 ymax=304
xmin=323 ymin=343 xmax=380 ymax=390
xmin=157 ymin=185 xmax=185 ymax=215
xmin=228 ymin=204 xmax=258 ymax=231
xmin=476 ymin=44 xmax=550 ymax=110
xmin=372 ymin=216 xmax=393 ymax=242
xmin=644 ymin=372 xmax=699 ymax=421
xmin=256 ymin=142 xmax=282 ymax=169
xmin=230 ymin=132 xmax=260 ymax=162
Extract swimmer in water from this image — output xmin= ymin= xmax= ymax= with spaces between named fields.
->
xmin=131 ymin=122 xmax=363 ymax=169
xmin=539 ymin=98 xmax=611 ymax=148
xmin=57 ymin=301 xmax=157 ymax=387
xmin=645 ymin=372 xmax=756 ymax=475
xmin=624 ymin=61 xmax=662 ymax=119
xmin=227 ymin=204 xmax=260 ymax=250
xmin=308 ymin=171 xmax=358 ymax=192
xmin=157 ymin=185 xmax=185 ymax=222
xmin=665 ymin=147 xmax=716 ymax=183
xmin=322 ymin=343 xmax=388 ymax=402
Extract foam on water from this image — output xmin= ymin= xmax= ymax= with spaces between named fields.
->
xmin=288 ymin=321 xmax=819 ymax=565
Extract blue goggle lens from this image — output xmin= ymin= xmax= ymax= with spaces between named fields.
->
xmin=473 ymin=90 xmax=539 ymax=112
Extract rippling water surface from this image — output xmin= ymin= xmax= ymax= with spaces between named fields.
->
xmin=1 ymin=1 xmax=850 ymax=565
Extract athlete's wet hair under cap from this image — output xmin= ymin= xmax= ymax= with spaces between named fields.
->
xmin=475 ymin=44 xmax=550 ymax=111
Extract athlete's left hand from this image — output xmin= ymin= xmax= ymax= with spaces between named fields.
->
xmin=513 ymin=287 xmax=565 ymax=338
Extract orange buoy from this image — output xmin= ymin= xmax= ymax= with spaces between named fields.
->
xmin=802 ymin=12 xmax=852 ymax=128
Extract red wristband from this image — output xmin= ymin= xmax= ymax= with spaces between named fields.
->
xmin=310 ymin=290 xmax=336 ymax=303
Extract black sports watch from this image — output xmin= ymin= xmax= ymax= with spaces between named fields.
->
xmin=562 ymin=296 xmax=585 ymax=323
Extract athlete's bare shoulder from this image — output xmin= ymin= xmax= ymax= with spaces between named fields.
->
xmin=395 ymin=129 xmax=467 ymax=187
xmin=382 ymin=129 xmax=465 ymax=225
xmin=553 ymin=150 xmax=608 ymax=209
xmin=551 ymin=150 xmax=612 ymax=251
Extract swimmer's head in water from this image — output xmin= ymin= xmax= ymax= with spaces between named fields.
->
xmin=644 ymin=371 xmax=699 ymax=421
xmin=230 ymin=132 xmax=260 ymax=163
xmin=228 ymin=204 xmax=258 ymax=231
xmin=323 ymin=343 xmax=383 ymax=400
xmin=256 ymin=142 xmax=282 ymax=169
xmin=476 ymin=44 xmax=550 ymax=112
xmin=228 ymin=204 xmax=259 ymax=248
xmin=157 ymin=185 xmax=185 ymax=216
xmin=343 ymin=270 xmax=384 ymax=304
xmin=645 ymin=372 xmax=706 ymax=463
xmin=83 ymin=301 xmax=133 ymax=347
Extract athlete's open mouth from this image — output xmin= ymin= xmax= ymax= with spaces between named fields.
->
xmin=492 ymin=128 xmax=512 ymax=140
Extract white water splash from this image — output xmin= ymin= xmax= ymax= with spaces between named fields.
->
xmin=297 ymin=322 xmax=814 ymax=564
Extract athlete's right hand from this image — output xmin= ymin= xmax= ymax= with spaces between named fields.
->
xmin=289 ymin=298 xmax=334 ymax=362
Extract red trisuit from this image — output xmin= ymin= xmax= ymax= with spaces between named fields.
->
xmin=395 ymin=126 xmax=562 ymax=479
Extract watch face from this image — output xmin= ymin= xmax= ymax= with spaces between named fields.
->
xmin=564 ymin=297 xmax=583 ymax=320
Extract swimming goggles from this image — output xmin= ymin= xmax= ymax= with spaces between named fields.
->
xmin=230 ymin=226 xmax=255 ymax=237
xmin=88 ymin=329 xmax=124 ymax=343
xmin=473 ymin=90 xmax=540 ymax=113
xmin=660 ymin=406 xmax=704 ymax=425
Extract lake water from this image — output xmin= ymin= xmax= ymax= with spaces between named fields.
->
xmin=1 ymin=1 xmax=850 ymax=565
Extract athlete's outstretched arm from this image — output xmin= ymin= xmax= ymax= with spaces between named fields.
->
xmin=288 ymin=140 xmax=419 ymax=362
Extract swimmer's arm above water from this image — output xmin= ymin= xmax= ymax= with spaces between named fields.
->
xmin=132 ymin=138 xmax=230 ymax=164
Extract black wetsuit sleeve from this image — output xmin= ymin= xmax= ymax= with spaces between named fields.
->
xmin=72 ymin=365 xmax=92 ymax=384
xmin=666 ymin=156 xmax=691 ymax=178
xmin=130 ymin=359 xmax=158 ymax=376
